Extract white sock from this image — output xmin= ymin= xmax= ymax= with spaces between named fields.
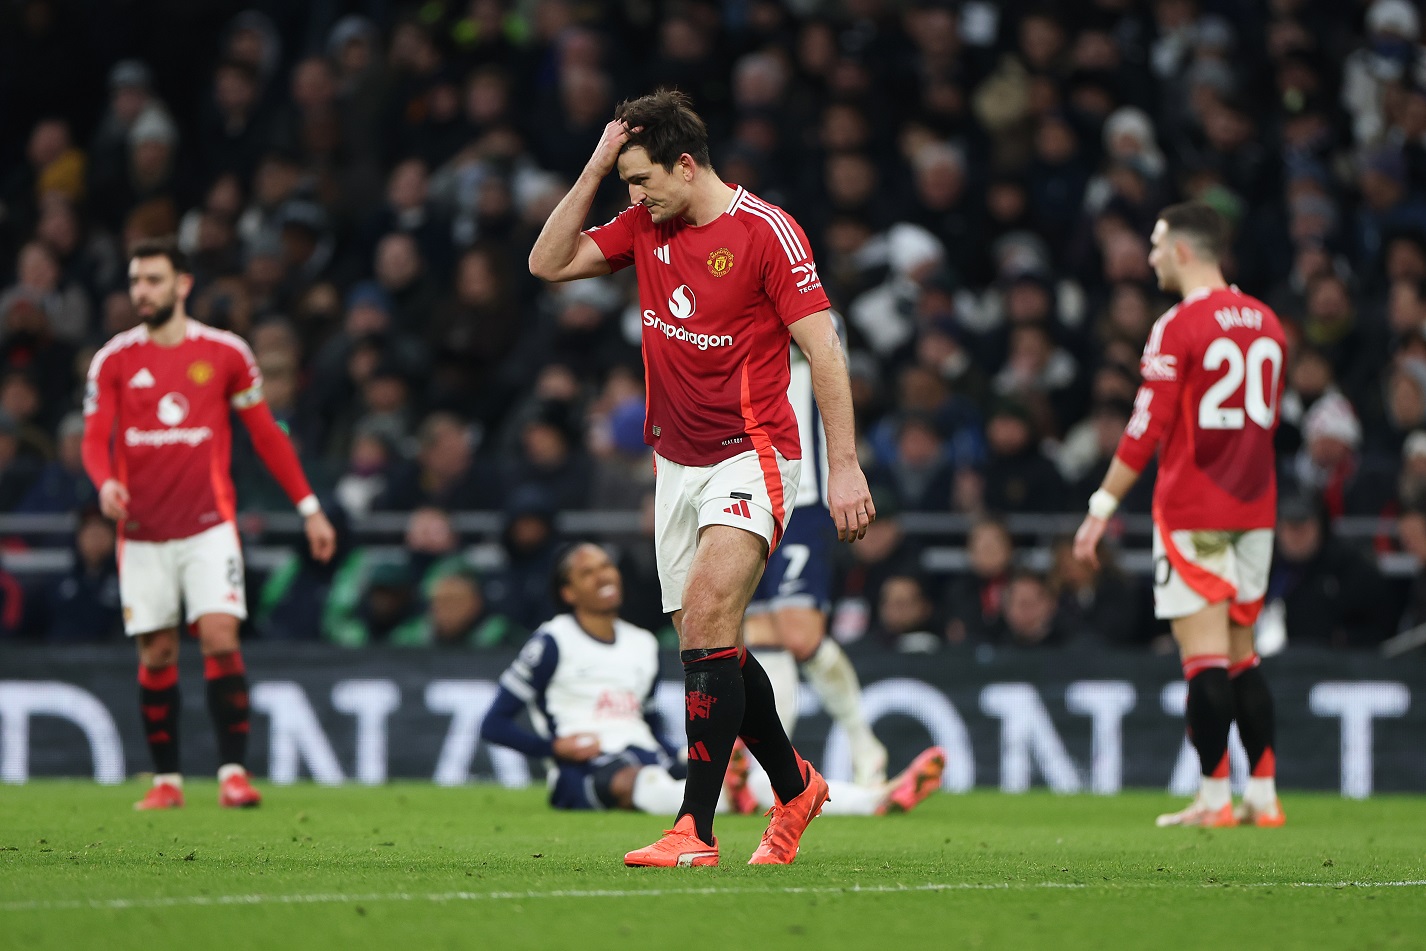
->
xmin=1199 ymin=776 xmax=1231 ymax=810
xmin=756 ymin=647 xmax=801 ymax=737
xmin=802 ymin=639 xmax=868 ymax=733
xmin=154 ymin=772 xmax=183 ymax=788
xmin=1243 ymin=776 xmax=1278 ymax=806
xmin=820 ymin=780 xmax=884 ymax=816
xmin=630 ymin=766 xmax=687 ymax=815
xmin=217 ymin=763 xmax=247 ymax=782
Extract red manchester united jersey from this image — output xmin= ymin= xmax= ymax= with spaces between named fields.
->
xmin=83 ymin=322 xmax=265 ymax=542
xmin=1115 ymin=286 xmax=1287 ymax=532
xmin=585 ymin=184 xmax=831 ymax=467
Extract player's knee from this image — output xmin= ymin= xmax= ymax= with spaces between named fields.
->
xmin=196 ymin=615 xmax=242 ymax=654
xmin=137 ymin=629 xmax=179 ymax=667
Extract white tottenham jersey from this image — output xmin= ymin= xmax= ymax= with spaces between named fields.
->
xmin=500 ymin=613 xmax=663 ymax=755
xmin=788 ymin=311 xmax=846 ymax=509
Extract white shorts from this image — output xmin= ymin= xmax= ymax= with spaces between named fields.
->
xmin=119 ymin=521 xmax=247 ymax=635
xmin=654 ymin=448 xmax=800 ymax=614
xmin=1152 ymin=524 xmax=1272 ymax=626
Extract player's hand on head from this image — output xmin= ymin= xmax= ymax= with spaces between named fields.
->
xmin=553 ymin=733 xmax=601 ymax=762
xmin=305 ymin=511 xmax=337 ymax=564
xmin=1073 ymin=515 xmax=1106 ymax=570
xmin=587 ymin=119 xmax=640 ymax=177
xmin=99 ymin=479 xmax=129 ymax=522
xmin=828 ymin=467 xmax=876 ymax=543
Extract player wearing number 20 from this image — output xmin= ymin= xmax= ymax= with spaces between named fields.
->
xmin=1074 ymin=202 xmax=1286 ymax=829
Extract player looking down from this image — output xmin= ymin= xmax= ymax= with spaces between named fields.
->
xmin=1074 ymin=203 xmax=1286 ymax=828
xmin=82 ymin=239 xmax=336 ymax=810
xmin=529 ymin=89 xmax=876 ymax=866
xmin=479 ymin=544 xmax=944 ymax=820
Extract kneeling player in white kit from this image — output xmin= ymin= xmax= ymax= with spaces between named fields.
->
xmin=480 ymin=543 xmax=944 ymax=818
xmin=745 ymin=336 xmax=890 ymax=787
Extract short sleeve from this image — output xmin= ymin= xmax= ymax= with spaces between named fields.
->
xmin=583 ymin=204 xmax=642 ymax=273
xmin=754 ymin=207 xmax=831 ymax=327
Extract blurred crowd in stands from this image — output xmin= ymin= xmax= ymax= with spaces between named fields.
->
xmin=2 ymin=0 xmax=1425 ymax=654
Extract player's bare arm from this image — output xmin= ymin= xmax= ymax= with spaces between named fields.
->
xmin=527 ymin=119 xmax=636 ymax=282
xmin=1073 ymin=456 xmax=1141 ymax=569
xmin=790 ymin=311 xmax=875 ymax=542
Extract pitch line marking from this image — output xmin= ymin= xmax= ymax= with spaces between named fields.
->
xmin=2 ymin=880 xmax=1425 ymax=913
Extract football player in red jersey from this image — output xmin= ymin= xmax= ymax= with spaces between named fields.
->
xmin=530 ymin=90 xmax=875 ymax=866
xmin=82 ymin=239 xmax=336 ymax=810
xmin=1074 ymin=203 xmax=1285 ymax=827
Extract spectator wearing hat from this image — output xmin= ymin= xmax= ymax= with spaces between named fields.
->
xmin=90 ymin=105 xmax=181 ymax=234
xmin=88 ymin=61 xmax=169 ymax=211
xmin=507 ymin=403 xmax=588 ymax=511
xmin=36 ymin=508 xmax=122 ymax=643
xmin=1343 ymin=0 xmax=1425 ymax=147
xmin=1265 ymin=493 xmax=1393 ymax=649
xmin=485 ymin=486 xmax=562 ymax=633
xmin=1286 ymin=390 xmax=1396 ymax=518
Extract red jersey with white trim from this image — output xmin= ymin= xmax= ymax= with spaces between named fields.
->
xmin=584 ymin=184 xmax=830 ymax=467
xmin=82 ymin=322 xmax=266 ymax=542
xmin=1115 ymin=286 xmax=1287 ymax=532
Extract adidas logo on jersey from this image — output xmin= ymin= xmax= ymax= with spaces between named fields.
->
xmin=129 ymin=368 xmax=155 ymax=388
xmin=654 ymin=244 xmax=670 ymax=264
xmin=722 ymin=499 xmax=752 ymax=518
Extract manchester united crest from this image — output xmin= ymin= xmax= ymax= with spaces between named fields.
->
xmin=706 ymin=247 xmax=734 ymax=277
xmin=187 ymin=360 xmax=215 ymax=385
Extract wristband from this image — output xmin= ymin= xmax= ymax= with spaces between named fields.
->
xmin=1087 ymin=489 xmax=1119 ymax=520
xmin=297 ymin=495 xmax=322 ymax=517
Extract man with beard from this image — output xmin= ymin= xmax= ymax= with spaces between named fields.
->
xmin=81 ymin=238 xmax=335 ymax=811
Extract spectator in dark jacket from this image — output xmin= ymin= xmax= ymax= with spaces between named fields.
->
xmin=39 ymin=509 xmax=122 ymax=642
xmin=1267 ymin=493 xmax=1394 ymax=649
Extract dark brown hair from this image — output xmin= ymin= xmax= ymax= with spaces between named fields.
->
xmin=1158 ymin=201 xmax=1231 ymax=262
xmin=129 ymin=237 xmax=191 ymax=274
xmin=614 ymin=88 xmax=711 ymax=170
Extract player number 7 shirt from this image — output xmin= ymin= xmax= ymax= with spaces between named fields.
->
xmin=584 ymin=184 xmax=831 ymax=468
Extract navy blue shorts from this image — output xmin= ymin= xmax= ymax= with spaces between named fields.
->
xmin=549 ymin=746 xmax=679 ymax=810
xmin=750 ymin=505 xmax=835 ymax=614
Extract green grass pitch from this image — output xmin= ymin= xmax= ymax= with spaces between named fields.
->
xmin=2 ymin=782 xmax=1423 ymax=950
